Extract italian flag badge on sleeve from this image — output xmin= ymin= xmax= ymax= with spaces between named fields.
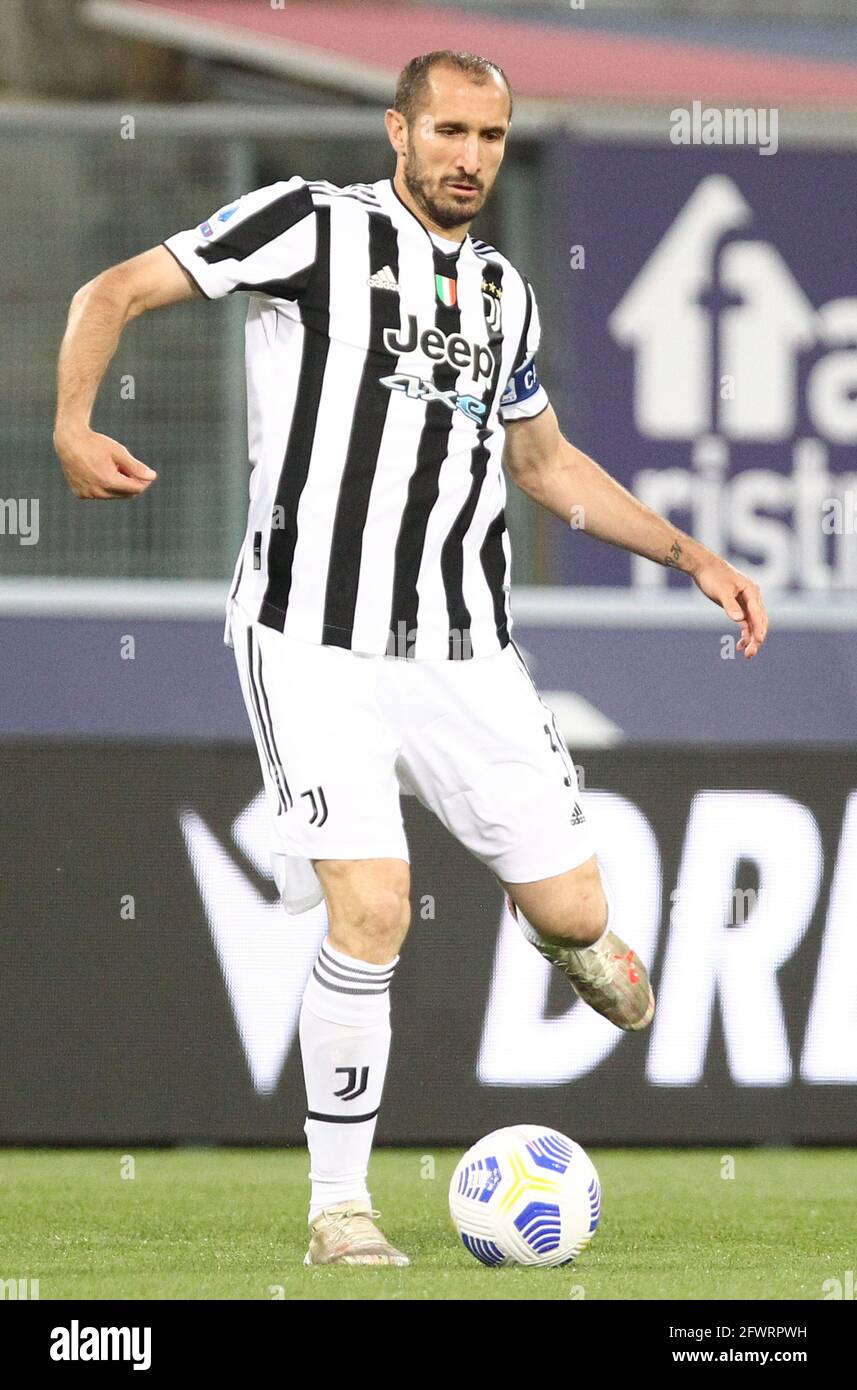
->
xmin=435 ymin=275 xmax=458 ymax=308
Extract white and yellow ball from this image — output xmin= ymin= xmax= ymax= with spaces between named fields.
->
xmin=449 ymin=1125 xmax=601 ymax=1267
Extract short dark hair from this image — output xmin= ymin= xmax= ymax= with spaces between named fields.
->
xmin=393 ymin=51 xmax=513 ymax=127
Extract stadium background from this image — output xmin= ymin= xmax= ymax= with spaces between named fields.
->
xmin=2 ymin=0 xmax=856 ymax=1149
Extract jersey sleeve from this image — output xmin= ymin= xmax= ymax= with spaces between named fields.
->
xmin=499 ymin=277 xmax=551 ymax=423
xmin=162 ymin=177 xmax=317 ymax=302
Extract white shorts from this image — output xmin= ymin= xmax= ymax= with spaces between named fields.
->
xmin=229 ymin=600 xmax=595 ymax=913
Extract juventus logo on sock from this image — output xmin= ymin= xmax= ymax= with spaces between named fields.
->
xmin=302 ymin=941 xmax=398 ymax=1131
xmin=334 ymin=1066 xmax=370 ymax=1101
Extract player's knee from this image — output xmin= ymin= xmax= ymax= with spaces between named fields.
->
xmin=317 ymin=860 xmax=410 ymax=963
xmin=331 ymin=888 xmax=410 ymax=962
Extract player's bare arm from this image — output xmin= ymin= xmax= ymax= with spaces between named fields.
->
xmin=54 ymin=245 xmax=200 ymax=499
xmin=503 ymin=403 xmax=769 ymax=660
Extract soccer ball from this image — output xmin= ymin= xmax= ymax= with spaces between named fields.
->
xmin=449 ymin=1125 xmax=601 ymax=1267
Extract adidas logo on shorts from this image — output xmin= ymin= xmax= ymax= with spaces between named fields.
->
xmin=570 ymin=802 xmax=585 ymax=827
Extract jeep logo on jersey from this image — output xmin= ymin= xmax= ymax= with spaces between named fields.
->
xmin=384 ymin=315 xmax=496 ymax=383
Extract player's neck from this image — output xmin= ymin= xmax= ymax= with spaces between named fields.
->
xmin=391 ymin=172 xmax=469 ymax=245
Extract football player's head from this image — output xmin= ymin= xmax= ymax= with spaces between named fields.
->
xmin=387 ymin=51 xmax=513 ymax=231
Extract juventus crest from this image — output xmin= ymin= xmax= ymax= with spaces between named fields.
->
xmin=482 ymin=278 xmax=503 ymax=333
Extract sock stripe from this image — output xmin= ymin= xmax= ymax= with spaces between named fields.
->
xmin=311 ymin=967 xmax=389 ymax=996
xmin=315 ymin=957 xmax=392 ymax=989
xmin=316 ymin=967 xmax=390 ymax=993
xmin=319 ymin=943 xmax=396 ymax=980
xmin=306 ymin=1108 xmax=380 ymax=1124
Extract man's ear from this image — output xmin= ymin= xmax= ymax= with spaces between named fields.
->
xmin=384 ymin=108 xmax=408 ymax=157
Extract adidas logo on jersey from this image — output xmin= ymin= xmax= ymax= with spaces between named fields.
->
xmin=368 ymin=265 xmax=399 ymax=292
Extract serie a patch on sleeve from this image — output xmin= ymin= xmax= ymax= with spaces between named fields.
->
xmin=199 ymin=202 xmax=240 ymax=238
xmin=500 ymin=358 xmax=541 ymax=407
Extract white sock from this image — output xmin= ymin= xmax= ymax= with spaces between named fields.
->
xmin=299 ymin=938 xmax=398 ymax=1223
xmin=510 ymin=869 xmax=612 ymax=955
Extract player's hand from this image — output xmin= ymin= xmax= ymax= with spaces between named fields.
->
xmin=54 ymin=426 xmax=157 ymax=499
xmin=692 ymin=558 xmax=768 ymax=659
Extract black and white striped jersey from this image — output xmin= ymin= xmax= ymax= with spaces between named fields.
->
xmin=163 ymin=175 xmax=550 ymax=660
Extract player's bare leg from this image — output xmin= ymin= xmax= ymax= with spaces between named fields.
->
xmin=299 ymin=857 xmax=411 ymax=1267
xmin=501 ymin=855 xmax=655 ymax=1032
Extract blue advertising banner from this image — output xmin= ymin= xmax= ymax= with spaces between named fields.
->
xmin=543 ymin=140 xmax=857 ymax=590
xmin=2 ymin=608 xmax=856 ymax=745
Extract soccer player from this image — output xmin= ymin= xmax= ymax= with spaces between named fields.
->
xmin=54 ymin=51 xmax=767 ymax=1267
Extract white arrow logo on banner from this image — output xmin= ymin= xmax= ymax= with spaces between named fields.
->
xmin=179 ymin=794 xmax=327 ymax=1095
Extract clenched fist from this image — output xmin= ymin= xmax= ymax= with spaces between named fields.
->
xmin=54 ymin=426 xmax=157 ymax=500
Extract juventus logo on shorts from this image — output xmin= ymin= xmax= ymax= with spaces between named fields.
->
xmin=300 ymin=785 xmax=328 ymax=826
xmin=334 ymin=1066 xmax=370 ymax=1101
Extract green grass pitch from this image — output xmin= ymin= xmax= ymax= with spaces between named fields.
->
xmin=0 ymin=1148 xmax=852 ymax=1301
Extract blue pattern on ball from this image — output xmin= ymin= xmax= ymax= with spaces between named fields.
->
xmin=461 ymin=1232 xmax=505 ymax=1266
xmin=457 ymin=1155 xmax=502 ymax=1203
xmin=525 ymin=1133 xmax=575 ymax=1175
xmin=588 ymin=1177 xmax=602 ymax=1233
xmin=514 ymin=1200 xmax=563 ymax=1255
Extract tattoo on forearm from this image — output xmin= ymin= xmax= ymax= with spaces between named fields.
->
xmin=665 ymin=541 xmax=682 ymax=569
